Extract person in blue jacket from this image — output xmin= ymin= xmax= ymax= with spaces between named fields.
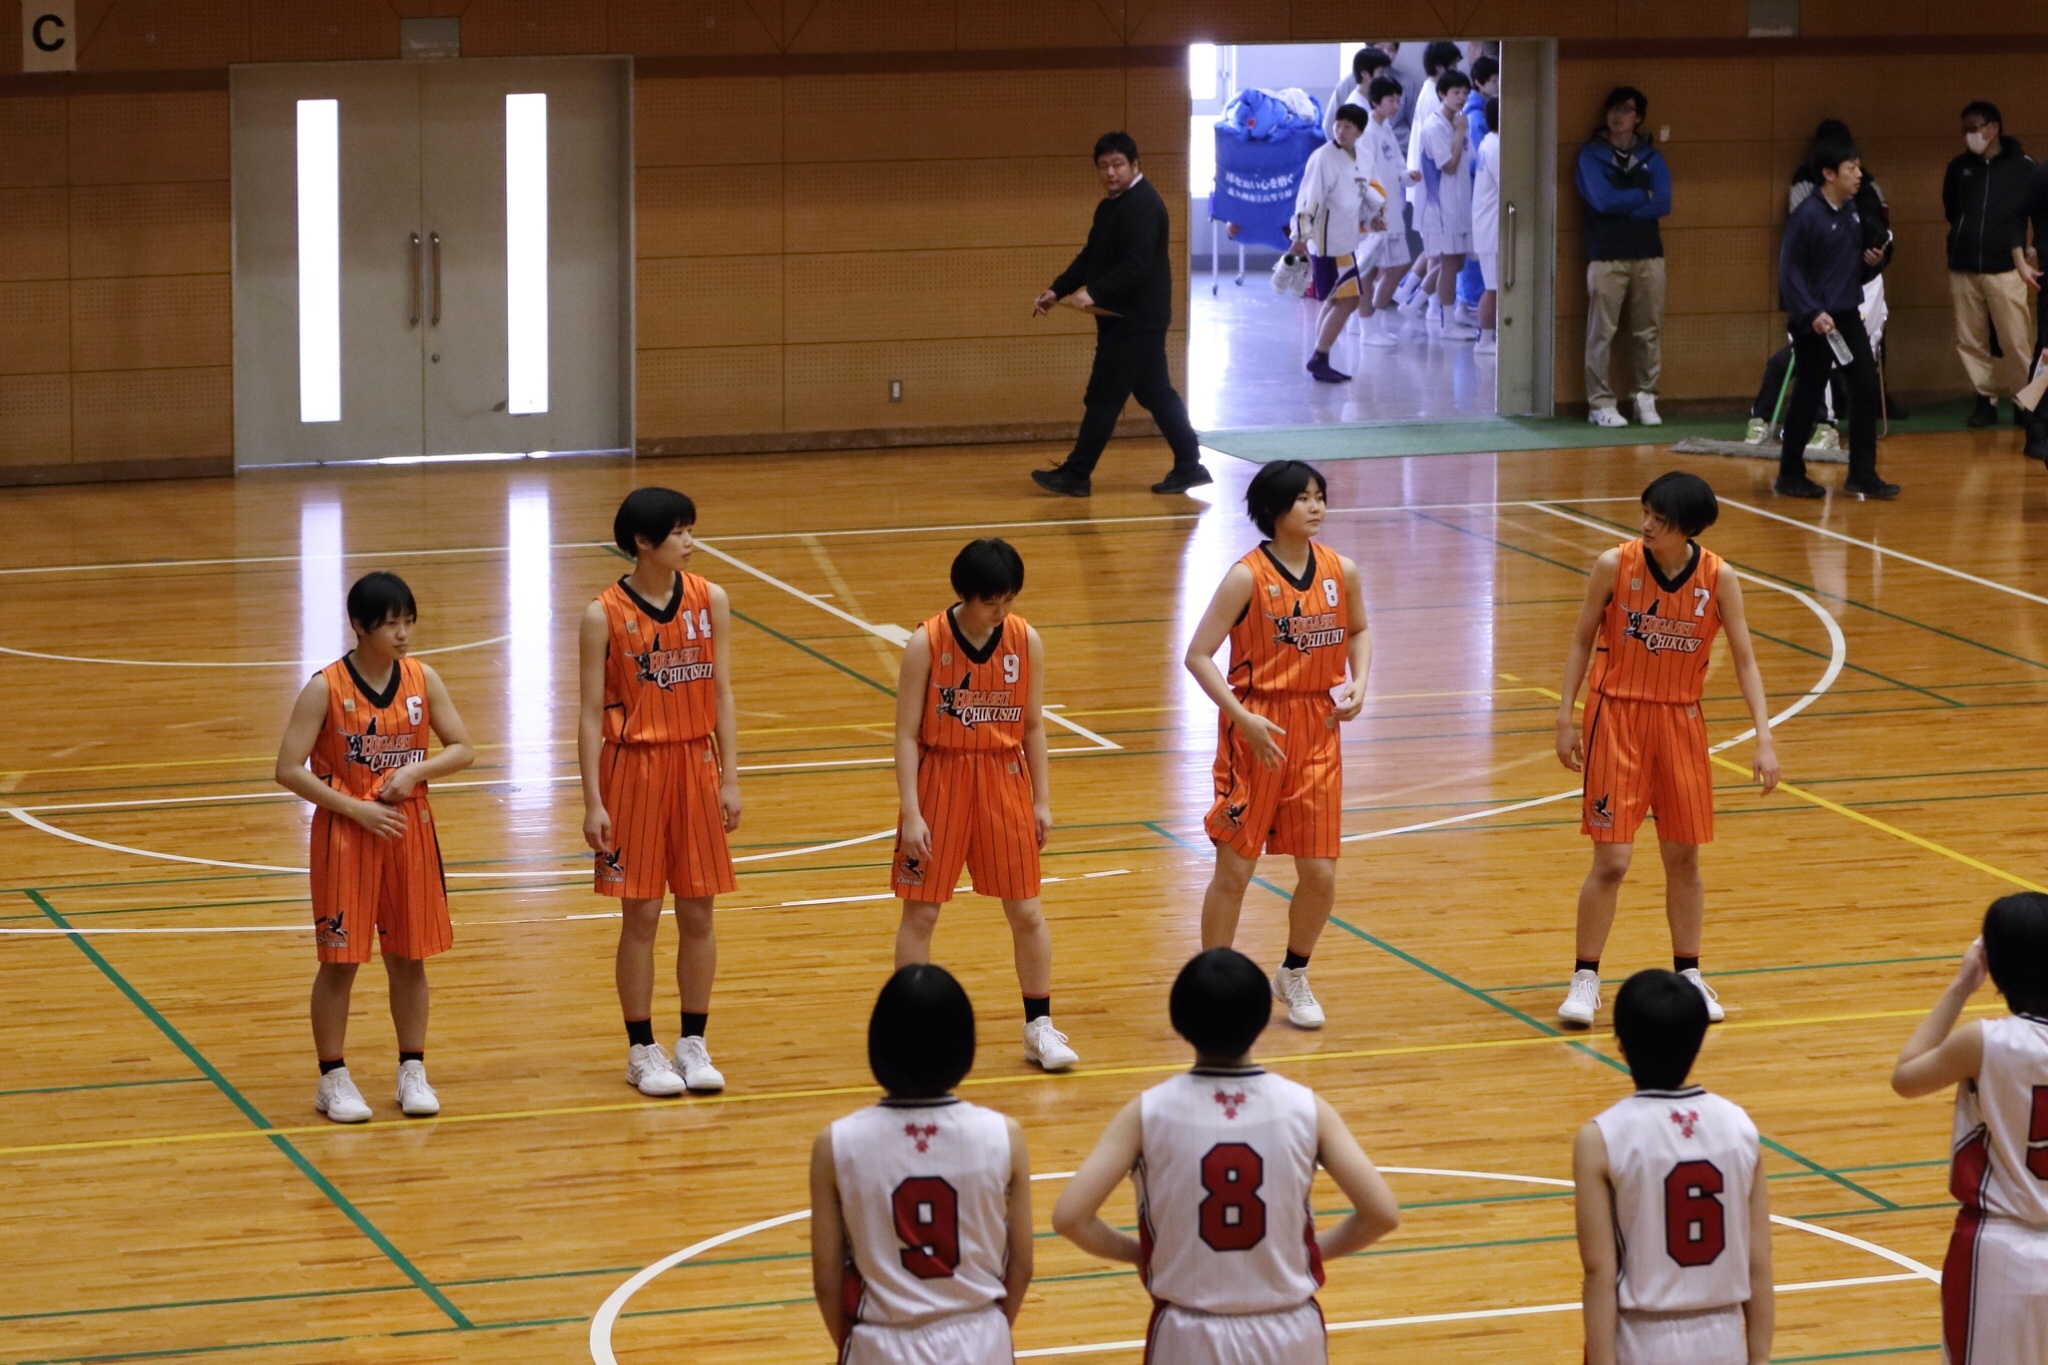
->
xmin=1576 ymin=87 xmax=1671 ymax=428
xmin=1454 ymin=55 xmax=1499 ymax=321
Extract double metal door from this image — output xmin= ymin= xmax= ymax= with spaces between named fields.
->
xmin=232 ymin=58 xmax=631 ymax=465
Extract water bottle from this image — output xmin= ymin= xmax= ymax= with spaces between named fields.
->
xmin=1826 ymin=327 xmax=1853 ymax=366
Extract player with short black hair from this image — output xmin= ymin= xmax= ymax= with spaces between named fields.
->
xmin=811 ymin=965 xmax=1033 ymax=1363
xmin=1892 ymin=894 xmax=2048 ymax=1361
xmin=580 ymin=487 xmax=741 ymax=1097
xmin=275 ymin=572 xmax=474 ymax=1123
xmin=1576 ymin=969 xmax=1773 ymax=1365
xmin=1053 ymin=949 xmax=1400 ymax=1362
xmin=1185 ymin=462 xmax=1370 ymax=1030
xmin=1555 ymin=473 xmax=1780 ymax=1030
xmin=892 ymin=539 xmax=1078 ymax=1071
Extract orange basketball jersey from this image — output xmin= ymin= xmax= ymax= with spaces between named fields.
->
xmin=917 ymin=609 xmax=1030 ymax=754
xmin=1226 ymin=542 xmax=1350 ymax=697
xmin=311 ymin=655 xmax=432 ymax=802
xmin=1589 ymin=539 xmax=1724 ymax=706
xmin=600 ymin=572 xmax=719 ymax=744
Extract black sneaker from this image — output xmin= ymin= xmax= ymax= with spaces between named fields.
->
xmin=2019 ymin=402 xmax=2037 ymax=429
xmin=1031 ymin=465 xmax=1091 ymax=497
xmin=2025 ymin=424 xmax=2048 ymax=462
xmin=1841 ymin=477 xmax=1901 ymax=501
xmin=1967 ymin=395 xmax=1998 ymax=428
xmin=1772 ymin=476 xmax=1827 ymax=499
xmin=1152 ymin=465 xmax=1214 ymax=495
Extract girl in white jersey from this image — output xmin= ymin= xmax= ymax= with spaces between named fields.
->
xmin=810 ymin=966 xmax=1032 ymax=1365
xmin=1892 ymin=894 xmax=2048 ymax=1364
xmin=1053 ymin=949 xmax=1400 ymax=1364
xmin=1575 ymin=970 xmax=1774 ymax=1365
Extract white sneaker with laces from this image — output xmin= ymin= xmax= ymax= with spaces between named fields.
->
xmin=1023 ymin=1017 xmax=1078 ymax=1071
xmin=1588 ymin=405 xmax=1629 ymax=428
xmin=1454 ymin=303 xmax=1479 ymax=326
xmin=315 ymin=1067 xmax=373 ymax=1123
xmin=1633 ymin=392 xmax=1663 ymax=426
xmin=626 ymin=1041 xmax=688 ymax=1096
xmin=1271 ymin=965 xmax=1326 ymax=1029
xmin=396 ymin=1059 xmax=440 ymax=1117
xmin=1810 ymin=423 xmax=1842 ymax=451
xmin=1557 ymin=969 xmax=1602 ymax=1026
xmin=1744 ymin=416 xmax=1770 ymax=444
xmin=1438 ymin=319 xmax=1481 ymax=342
xmin=1474 ymin=328 xmax=1498 ymax=355
xmin=674 ymin=1035 xmax=727 ymax=1092
xmin=1680 ymin=968 xmax=1726 ymax=1023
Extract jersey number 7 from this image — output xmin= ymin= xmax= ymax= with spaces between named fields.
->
xmin=1664 ymin=1159 xmax=1727 ymax=1266
xmin=892 ymin=1176 xmax=960 ymax=1278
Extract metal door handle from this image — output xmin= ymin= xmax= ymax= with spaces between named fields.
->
xmin=430 ymin=231 xmax=442 ymax=325
xmin=410 ymin=233 xmax=422 ymax=326
xmin=1504 ymin=203 xmax=1518 ymax=291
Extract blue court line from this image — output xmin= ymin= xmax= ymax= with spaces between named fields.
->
xmin=22 ymin=890 xmax=473 ymax=1330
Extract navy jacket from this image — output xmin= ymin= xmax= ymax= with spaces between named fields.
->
xmin=1576 ymin=135 xmax=1671 ymax=261
xmin=1779 ymin=189 xmax=1864 ymax=332
xmin=1943 ymin=136 xmax=2035 ymax=273
xmin=1049 ymin=175 xmax=1175 ymax=331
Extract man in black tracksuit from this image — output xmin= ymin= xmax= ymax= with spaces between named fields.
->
xmin=1943 ymin=100 xmax=2037 ymax=425
xmin=1032 ymin=132 xmax=1210 ymax=498
xmin=1776 ymin=139 xmax=1897 ymax=501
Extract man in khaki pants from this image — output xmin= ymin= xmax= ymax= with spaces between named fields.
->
xmin=1943 ymin=100 xmax=2038 ymax=427
xmin=1575 ymin=87 xmax=1671 ymax=428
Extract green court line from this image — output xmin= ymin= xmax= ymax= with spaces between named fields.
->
xmin=0 ymin=1076 xmax=208 ymax=1099
xmin=1774 ymin=1349 xmax=1937 ymax=1362
xmin=8 ymin=1337 xmax=352 ymax=1365
xmin=731 ymin=607 xmax=894 ymax=696
xmin=23 ymin=890 xmax=473 ymax=1331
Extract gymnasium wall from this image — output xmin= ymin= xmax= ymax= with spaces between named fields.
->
xmin=2 ymin=1 xmax=2046 ymax=482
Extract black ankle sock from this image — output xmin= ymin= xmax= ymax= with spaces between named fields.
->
xmin=319 ymin=1057 xmax=346 ymax=1075
xmin=1023 ymin=996 xmax=1051 ymax=1023
xmin=680 ymin=1011 xmax=708 ymax=1040
xmin=399 ymin=1050 xmax=423 ymax=1065
xmin=625 ymin=1018 xmax=655 ymax=1047
xmin=1574 ymin=959 xmax=1600 ymax=975
xmin=1674 ymin=956 xmax=1700 ymax=974
xmin=1282 ymin=950 xmax=1310 ymax=971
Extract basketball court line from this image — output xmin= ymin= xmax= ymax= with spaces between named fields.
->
xmin=1716 ymin=497 xmax=2048 ymax=608
xmin=0 ymin=634 xmax=507 ymax=669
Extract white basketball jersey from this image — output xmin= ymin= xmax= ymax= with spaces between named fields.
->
xmin=1951 ymin=1014 xmax=2048 ymax=1225
xmin=1135 ymin=1067 xmax=1324 ymax=1315
xmin=1592 ymin=1087 xmax=1758 ymax=1314
xmin=831 ymin=1098 xmax=1012 ymax=1327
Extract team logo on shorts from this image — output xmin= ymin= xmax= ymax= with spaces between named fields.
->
xmin=1268 ymin=602 xmax=1345 ymax=653
xmin=343 ymin=719 xmax=426 ymax=773
xmin=1622 ymin=600 xmax=1705 ymax=655
xmin=316 ymin=915 xmax=348 ymax=948
xmin=1589 ymin=794 xmax=1614 ymax=829
xmin=897 ymin=853 xmax=926 ymax=887
xmin=630 ymin=631 xmax=714 ymax=690
xmin=597 ymin=848 xmax=626 ymax=884
xmin=935 ymin=673 xmax=1022 ymax=728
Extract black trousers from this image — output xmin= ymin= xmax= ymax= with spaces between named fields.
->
xmin=1780 ymin=310 xmax=1879 ymax=483
xmin=1062 ymin=325 xmax=1202 ymax=477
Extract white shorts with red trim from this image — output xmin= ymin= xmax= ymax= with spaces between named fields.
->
xmin=841 ymin=1304 xmax=1010 ymax=1365
xmin=1144 ymin=1300 xmax=1324 ymax=1364
xmin=1945 ymin=1213 xmax=2048 ymax=1363
xmin=1615 ymin=1304 xmax=1745 ymax=1365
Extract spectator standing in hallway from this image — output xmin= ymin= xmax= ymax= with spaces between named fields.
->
xmin=1417 ymin=69 xmax=1479 ymax=342
xmin=1357 ymin=75 xmax=1416 ymax=342
xmin=1455 ymin=56 xmax=1501 ymax=326
xmin=1472 ymin=98 xmax=1503 ymax=357
xmin=1775 ymin=140 xmax=1898 ymax=502
xmin=1031 ymin=133 xmax=1210 ymax=499
xmin=1577 ymin=86 xmax=1670 ymax=429
xmin=1323 ymin=46 xmax=1391 ymax=142
xmin=1292 ymin=105 xmax=1384 ymax=383
xmin=1944 ymin=100 xmax=2037 ymax=427
xmin=1392 ymin=42 xmax=1465 ymax=313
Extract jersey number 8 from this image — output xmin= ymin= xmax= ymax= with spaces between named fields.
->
xmin=1663 ymin=1159 xmax=1727 ymax=1266
xmin=1198 ymin=1142 xmax=1268 ymax=1251
xmin=891 ymin=1176 xmax=960 ymax=1279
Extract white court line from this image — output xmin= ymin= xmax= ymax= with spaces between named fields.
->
xmin=0 ymin=635 xmax=507 ymax=669
xmin=1720 ymin=496 xmax=2048 ymax=608
xmin=588 ymin=1164 xmax=1934 ymax=1365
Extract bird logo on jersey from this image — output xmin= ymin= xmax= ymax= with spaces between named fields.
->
xmin=1622 ymin=599 xmax=1706 ymax=655
xmin=597 ymin=848 xmax=626 ymax=884
xmin=1268 ymin=600 xmax=1345 ymax=654
xmin=1213 ymin=1089 xmax=1248 ymax=1120
xmin=316 ymin=915 xmax=348 ymax=949
xmin=630 ymin=631 xmax=714 ymax=690
xmin=1669 ymin=1109 xmax=1701 ymax=1139
xmin=935 ymin=672 xmax=1022 ymax=729
xmin=1589 ymin=794 xmax=1614 ymax=829
xmin=342 ymin=718 xmax=426 ymax=774
xmin=903 ymin=1122 xmax=939 ymax=1153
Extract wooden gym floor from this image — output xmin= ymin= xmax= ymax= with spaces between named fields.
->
xmin=3 ymin=432 xmax=2041 ymax=1364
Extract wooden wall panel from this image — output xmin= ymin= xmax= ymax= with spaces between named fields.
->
xmin=1126 ymin=66 xmax=1187 ymax=173
xmin=638 ymin=165 xmax=783 ymax=258
xmin=456 ymin=0 xmax=610 ymax=57
xmin=607 ymin=0 xmax=781 ymax=55
xmin=785 ymin=158 xmax=1096 ymax=253
xmin=1287 ymin=0 xmax=1450 ymax=42
xmin=0 ymin=281 xmax=69 ymax=375
xmin=784 ymin=0 xmax=955 ymax=53
xmin=784 ymin=247 xmax=1083 ymax=344
xmin=1125 ymin=0 xmax=1290 ymax=45
xmin=0 ymin=188 xmax=69 ymax=281
xmin=1458 ymin=0 xmax=1616 ymax=39
xmin=71 ymin=367 xmax=232 ymax=462
xmin=1801 ymin=0 xmax=1928 ymax=33
xmin=637 ymin=256 xmax=784 ymax=348
xmin=636 ymin=78 xmax=783 ymax=167
xmin=784 ymin=334 xmax=1097 ymax=429
xmin=69 ymin=183 xmax=231 ymax=278
xmin=78 ymin=0 xmax=249 ymax=70
xmin=68 ymin=92 xmax=228 ymax=184
xmin=0 ymin=375 xmax=73 ymax=466
xmin=957 ymin=0 xmax=1122 ymax=50
xmin=637 ymin=345 xmax=783 ymax=436
xmin=0 ymin=98 xmax=67 ymax=186
xmin=1615 ymin=0 xmax=1745 ymax=37
xmin=250 ymin=0 xmax=402 ymax=62
xmin=1879 ymin=306 xmax=1966 ymax=392
xmin=787 ymin=71 xmax=1125 ymax=163
xmin=71 ymin=275 xmax=230 ymax=372
xmin=1662 ymin=227 xmax=1773 ymax=314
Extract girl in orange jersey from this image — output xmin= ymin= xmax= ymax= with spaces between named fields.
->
xmin=579 ymin=488 xmax=742 ymax=1097
xmin=1554 ymin=473 xmax=1781 ymax=1031
xmin=275 ymin=572 xmax=474 ymax=1124
xmin=1184 ymin=461 xmax=1370 ymax=1031
xmin=892 ymin=539 xmax=1078 ymax=1072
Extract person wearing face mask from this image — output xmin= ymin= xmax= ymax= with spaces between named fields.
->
xmin=1943 ymin=100 xmax=2038 ymax=428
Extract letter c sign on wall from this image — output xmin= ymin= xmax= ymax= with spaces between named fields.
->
xmin=22 ymin=1 xmax=77 ymax=73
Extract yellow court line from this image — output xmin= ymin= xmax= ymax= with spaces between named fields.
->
xmin=1706 ymin=754 xmax=2048 ymax=895
xmin=1057 ymin=689 xmax=1552 ymax=721
xmin=0 ymin=1003 xmax=1988 ymax=1161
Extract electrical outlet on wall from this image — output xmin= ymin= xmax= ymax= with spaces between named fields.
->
xmin=888 ymin=380 xmax=903 ymax=402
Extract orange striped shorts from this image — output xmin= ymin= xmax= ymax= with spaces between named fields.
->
xmin=1580 ymin=693 xmax=1714 ymax=845
xmin=891 ymin=748 xmax=1041 ymax=904
xmin=595 ymin=738 xmax=737 ymax=900
xmin=1206 ymin=692 xmax=1344 ymax=860
xmin=310 ymin=799 xmax=451 ymax=963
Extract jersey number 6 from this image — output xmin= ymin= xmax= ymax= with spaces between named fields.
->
xmin=1664 ymin=1159 xmax=1727 ymax=1266
xmin=1198 ymin=1142 xmax=1268 ymax=1251
xmin=891 ymin=1176 xmax=961 ymax=1278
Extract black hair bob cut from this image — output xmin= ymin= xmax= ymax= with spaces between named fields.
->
xmin=613 ymin=487 xmax=697 ymax=557
xmin=950 ymin=538 xmax=1026 ymax=601
xmin=1245 ymin=460 xmax=1328 ymax=538
xmin=868 ymin=964 xmax=977 ymax=1099
xmin=1613 ymin=969 xmax=1709 ymax=1091
xmin=1641 ymin=471 xmax=1719 ymax=538
xmin=1169 ymin=948 xmax=1272 ymax=1059
xmin=346 ymin=571 xmax=418 ymax=631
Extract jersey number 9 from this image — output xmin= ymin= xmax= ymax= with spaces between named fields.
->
xmin=1663 ymin=1159 xmax=1727 ymax=1266
xmin=1198 ymin=1142 xmax=1268 ymax=1251
xmin=891 ymin=1176 xmax=960 ymax=1278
